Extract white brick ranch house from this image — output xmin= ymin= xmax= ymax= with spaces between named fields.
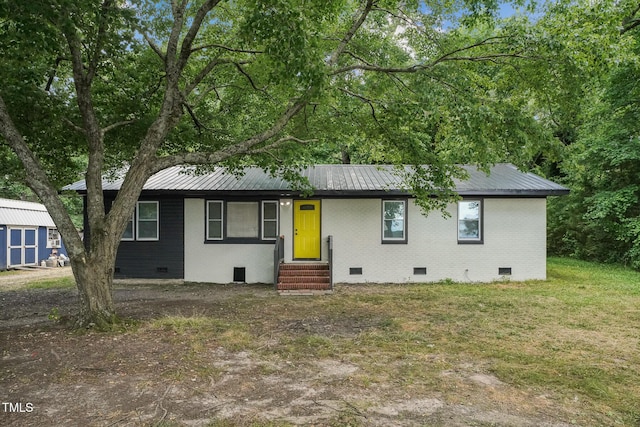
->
xmin=66 ymin=163 xmax=568 ymax=290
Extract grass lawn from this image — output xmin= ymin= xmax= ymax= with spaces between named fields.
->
xmin=142 ymin=257 xmax=640 ymax=425
xmin=3 ymin=257 xmax=639 ymax=425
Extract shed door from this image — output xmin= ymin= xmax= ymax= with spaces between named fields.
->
xmin=8 ymin=227 xmax=38 ymax=267
xmin=293 ymin=200 xmax=321 ymax=259
xmin=24 ymin=229 xmax=37 ymax=264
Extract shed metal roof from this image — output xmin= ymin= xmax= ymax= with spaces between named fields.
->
xmin=0 ymin=198 xmax=56 ymax=227
xmin=64 ymin=163 xmax=569 ymax=197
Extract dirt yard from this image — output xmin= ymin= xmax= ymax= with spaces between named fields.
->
xmin=0 ymin=269 xmax=587 ymax=426
xmin=0 ymin=266 xmax=74 ymax=290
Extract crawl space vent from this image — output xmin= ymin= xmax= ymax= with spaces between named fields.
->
xmin=233 ymin=267 xmax=246 ymax=282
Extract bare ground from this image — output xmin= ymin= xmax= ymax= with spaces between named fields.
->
xmin=0 ymin=266 xmax=74 ymax=290
xmin=0 ymin=269 xmax=584 ymax=426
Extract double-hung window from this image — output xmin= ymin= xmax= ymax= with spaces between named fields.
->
xmin=458 ymin=199 xmax=482 ymax=243
xmin=206 ymin=200 xmax=279 ymax=242
xmin=136 ymin=201 xmax=159 ymax=240
xmin=120 ymin=201 xmax=159 ymax=241
xmin=382 ymin=200 xmax=407 ymax=243
xmin=262 ymin=201 xmax=279 ymax=240
xmin=122 ymin=215 xmax=134 ymax=240
xmin=207 ymin=201 xmax=223 ymax=240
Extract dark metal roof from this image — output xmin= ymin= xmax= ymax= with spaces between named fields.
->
xmin=64 ymin=163 xmax=569 ymax=196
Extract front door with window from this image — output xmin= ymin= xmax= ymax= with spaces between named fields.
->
xmin=293 ymin=200 xmax=320 ymax=259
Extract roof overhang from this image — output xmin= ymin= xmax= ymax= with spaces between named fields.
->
xmin=65 ymin=163 xmax=570 ymax=198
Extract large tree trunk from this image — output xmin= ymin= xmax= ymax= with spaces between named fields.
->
xmin=70 ymin=251 xmax=118 ymax=329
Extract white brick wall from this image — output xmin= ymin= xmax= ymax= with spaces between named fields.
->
xmin=184 ymin=197 xmax=548 ymax=284
xmin=321 ymin=198 xmax=547 ymax=283
xmin=184 ymin=199 xmax=273 ymax=283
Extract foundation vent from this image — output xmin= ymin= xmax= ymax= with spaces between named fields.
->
xmin=234 ymin=267 xmax=246 ymax=282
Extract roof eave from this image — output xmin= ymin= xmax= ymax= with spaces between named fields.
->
xmin=457 ymin=189 xmax=570 ymax=197
xmin=81 ymin=188 xmax=569 ymax=197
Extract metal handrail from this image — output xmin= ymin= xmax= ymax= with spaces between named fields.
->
xmin=273 ymin=235 xmax=284 ymax=289
xmin=327 ymin=235 xmax=333 ymax=291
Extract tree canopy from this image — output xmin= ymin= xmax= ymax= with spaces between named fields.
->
xmin=0 ymin=0 xmax=573 ymax=324
xmin=544 ymin=0 xmax=640 ymax=269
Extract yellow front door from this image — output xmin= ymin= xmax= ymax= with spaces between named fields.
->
xmin=293 ymin=200 xmax=321 ymax=259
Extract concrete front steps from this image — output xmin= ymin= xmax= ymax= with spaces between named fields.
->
xmin=277 ymin=263 xmax=331 ymax=294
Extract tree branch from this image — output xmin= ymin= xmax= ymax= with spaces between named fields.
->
xmin=101 ymin=120 xmax=135 ymax=134
xmin=177 ymin=0 xmax=223 ymax=72
xmin=154 ymin=0 xmax=377 ymax=174
xmin=332 ymin=52 xmax=533 ymax=75
xmin=342 ymin=50 xmax=376 ymax=67
xmin=150 ymin=100 xmax=307 ymax=173
xmin=622 ymin=4 xmax=640 ymax=34
xmin=165 ymin=1 xmax=188 ymax=76
xmin=191 ymin=43 xmax=263 ymax=54
xmin=332 ymin=35 xmax=519 ymax=75
xmin=184 ymin=58 xmax=251 ymax=96
xmin=247 ymin=136 xmax=318 ymax=154
xmin=338 ymin=88 xmax=380 ymax=123
xmin=327 ymin=0 xmax=375 ymax=66
xmin=622 ymin=18 xmax=640 ymax=34
xmin=142 ymin=31 xmax=166 ymax=62
xmin=64 ymin=118 xmax=86 ymax=134
xmin=387 ymin=73 xmax=417 ymax=95
xmin=45 ymin=56 xmax=66 ymax=92
xmin=87 ymin=0 xmax=114 ymax=82
xmin=183 ymin=103 xmax=207 ymax=133
xmin=436 ymin=53 xmax=531 ymax=62
xmin=432 ymin=35 xmax=510 ymax=62
xmin=245 ymin=136 xmax=317 ymax=162
xmin=63 ymin=24 xmax=107 ymax=234
xmin=233 ymin=62 xmax=263 ymax=92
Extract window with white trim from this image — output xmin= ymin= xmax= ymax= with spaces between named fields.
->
xmin=458 ymin=199 xmax=482 ymax=243
xmin=117 ymin=201 xmax=159 ymax=241
xmin=206 ymin=200 xmax=278 ymax=242
xmin=382 ymin=200 xmax=406 ymax=242
xmin=47 ymin=228 xmax=61 ymax=248
xmin=121 ymin=214 xmax=134 ymax=240
xmin=136 ymin=201 xmax=159 ymax=241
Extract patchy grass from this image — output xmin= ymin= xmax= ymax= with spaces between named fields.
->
xmin=4 ymin=258 xmax=638 ymax=425
xmin=141 ymin=257 xmax=640 ymax=425
xmin=26 ymin=275 xmax=75 ymax=289
xmin=149 ymin=314 xmax=252 ymax=352
xmin=0 ymin=267 xmax=74 ymax=291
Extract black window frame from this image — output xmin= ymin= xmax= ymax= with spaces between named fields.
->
xmin=205 ymin=199 xmax=279 ymax=244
